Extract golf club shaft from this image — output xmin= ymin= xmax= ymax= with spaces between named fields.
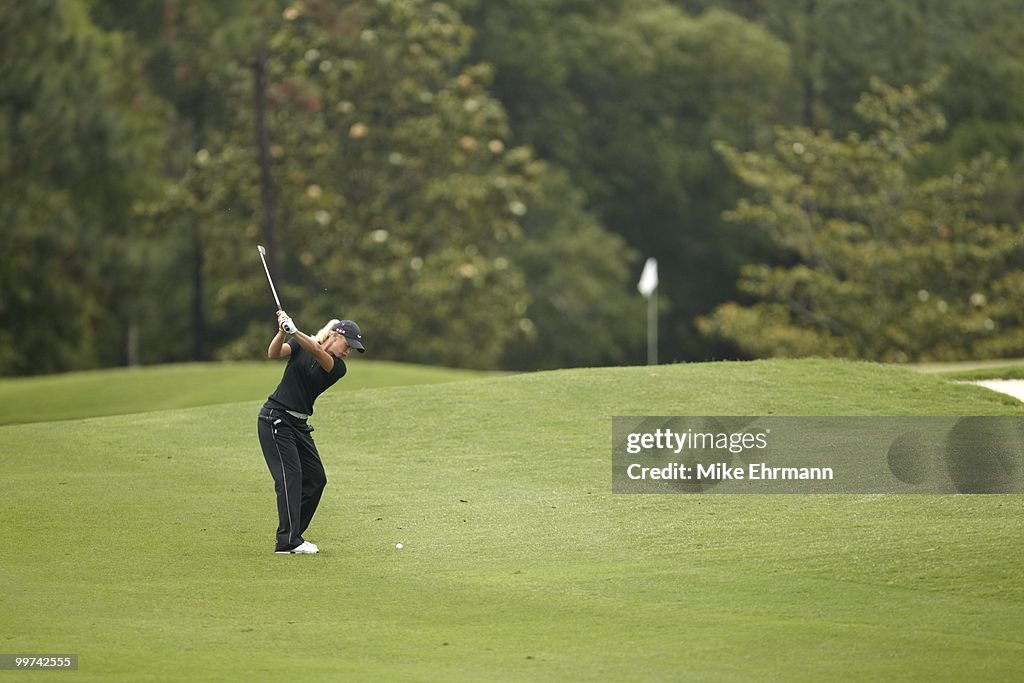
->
xmin=257 ymin=246 xmax=283 ymax=310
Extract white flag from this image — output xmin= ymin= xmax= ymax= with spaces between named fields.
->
xmin=637 ymin=257 xmax=658 ymax=298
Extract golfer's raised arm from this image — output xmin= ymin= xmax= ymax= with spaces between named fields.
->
xmin=267 ymin=329 xmax=291 ymax=360
xmin=290 ymin=329 xmax=335 ymax=372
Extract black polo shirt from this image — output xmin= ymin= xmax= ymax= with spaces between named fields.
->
xmin=267 ymin=339 xmax=347 ymax=416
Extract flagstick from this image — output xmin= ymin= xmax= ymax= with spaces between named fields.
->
xmin=648 ymin=287 xmax=658 ymax=366
xmin=637 ymin=256 xmax=659 ymax=365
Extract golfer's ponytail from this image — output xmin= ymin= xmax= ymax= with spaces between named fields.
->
xmin=314 ymin=319 xmax=341 ymax=344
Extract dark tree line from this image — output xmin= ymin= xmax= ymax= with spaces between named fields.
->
xmin=3 ymin=0 xmax=1023 ymax=375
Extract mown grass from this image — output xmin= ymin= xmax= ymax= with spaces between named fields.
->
xmin=910 ymin=357 xmax=1024 ymax=380
xmin=0 ymin=360 xmax=495 ymax=425
xmin=932 ymin=365 xmax=1024 ymax=381
xmin=1 ymin=359 xmax=1022 ymax=681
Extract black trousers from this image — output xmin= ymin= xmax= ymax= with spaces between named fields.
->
xmin=257 ymin=403 xmax=327 ymax=551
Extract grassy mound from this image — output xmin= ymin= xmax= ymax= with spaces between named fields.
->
xmin=912 ymin=357 xmax=1024 ymax=380
xmin=0 ymin=360 xmax=495 ymax=425
xmin=2 ymin=359 xmax=1021 ymax=681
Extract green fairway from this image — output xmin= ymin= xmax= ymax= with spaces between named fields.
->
xmin=0 ymin=361 xmax=495 ymax=426
xmin=910 ymin=358 xmax=1024 ymax=380
xmin=2 ymin=359 xmax=1022 ymax=681
xmin=929 ymin=364 xmax=1024 ymax=381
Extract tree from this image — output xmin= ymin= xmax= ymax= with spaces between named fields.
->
xmin=457 ymin=0 xmax=794 ymax=360
xmin=85 ymin=0 xmax=645 ymax=371
xmin=190 ymin=0 xmax=533 ymax=368
xmin=682 ymin=0 xmax=1024 ymax=223
xmin=92 ymin=0 xmax=268 ymax=364
xmin=502 ymin=165 xmax=644 ymax=369
xmin=137 ymin=0 xmax=636 ymax=369
xmin=699 ymin=78 xmax=1024 ymax=362
xmin=0 ymin=1 xmax=166 ymax=375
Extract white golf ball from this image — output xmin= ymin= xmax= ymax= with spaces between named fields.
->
xmin=395 ymin=543 xmax=403 ymax=550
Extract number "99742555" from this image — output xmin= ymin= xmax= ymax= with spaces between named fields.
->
xmin=0 ymin=654 xmax=78 ymax=670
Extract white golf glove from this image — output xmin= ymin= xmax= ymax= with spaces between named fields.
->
xmin=279 ymin=317 xmax=297 ymax=334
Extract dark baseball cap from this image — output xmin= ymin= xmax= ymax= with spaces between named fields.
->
xmin=333 ymin=320 xmax=365 ymax=352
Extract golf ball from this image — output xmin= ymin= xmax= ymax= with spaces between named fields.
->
xmin=395 ymin=543 xmax=403 ymax=550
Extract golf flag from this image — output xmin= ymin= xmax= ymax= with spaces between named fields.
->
xmin=637 ymin=257 xmax=658 ymax=298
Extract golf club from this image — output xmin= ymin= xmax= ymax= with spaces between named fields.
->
xmin=257 ymin=245 xmax=283 ymax=310
xmin=258 ymin=245 xmax=295 ymax=333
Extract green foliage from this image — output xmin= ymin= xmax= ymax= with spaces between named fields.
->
xmin=0 ymin=1 xmax=166 ymax=374
xmin=701 ymin=78 xmax=1024 ymax=362
xmin=220 ymin=0 xmax=531 ymax=367
xmin=460 ymin=0 xmax=794 ymax=360
xmin=685 ymin=0 xmax=1024 ymax=226
xmin=133 ymin=0 xmax=642 ymax=370
xmin=460 ymin=1 xmax=794 ymax=358
xmin=9 ymin=0 xmax=1024 ymax=375
xmin=502 ymin=166 xmax=644 ymax=369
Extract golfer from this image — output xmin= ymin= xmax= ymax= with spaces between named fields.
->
xmin=257 ymin=310 xmax=364 ymax=554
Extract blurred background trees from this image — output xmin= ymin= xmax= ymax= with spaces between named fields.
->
xmin=1 ymin=1 xmax=167 ymax=374
xmin=2 ymin=0 xmax=1024 ymax=375
xmin=701 ymin=77 xmax=1024 ymax=361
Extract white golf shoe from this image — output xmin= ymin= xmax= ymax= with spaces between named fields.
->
xmin=275 ymin=541 xmax=319 ymax=554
